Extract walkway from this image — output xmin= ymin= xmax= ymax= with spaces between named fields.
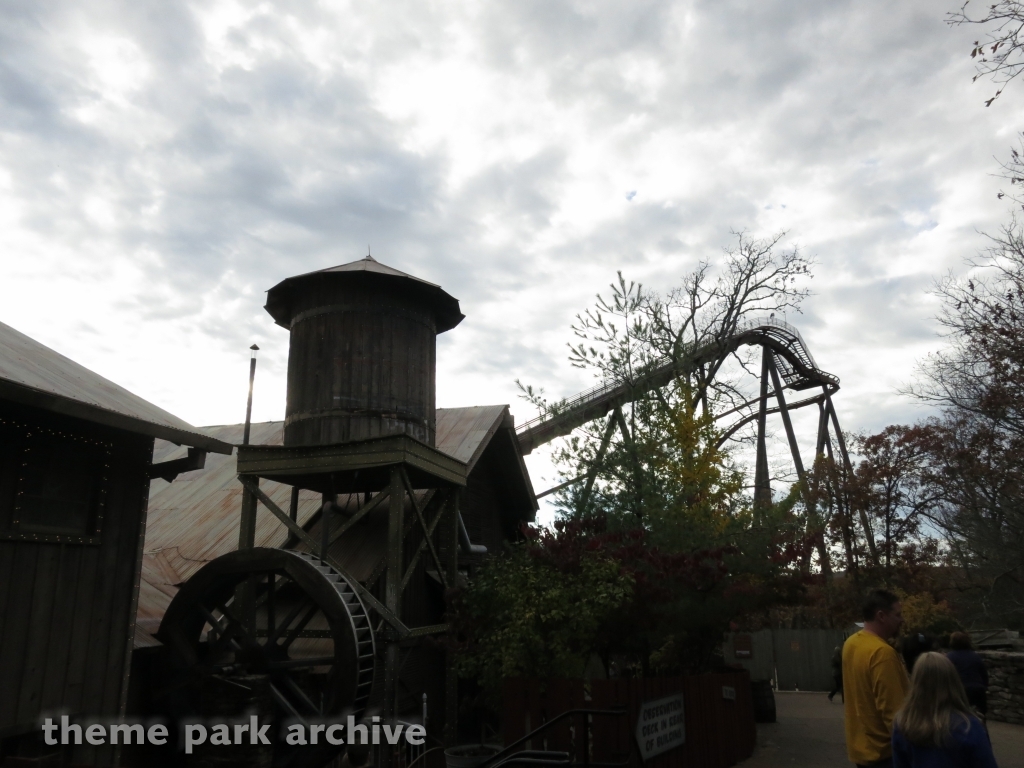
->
xmin=742 ymin=691 xmax=1024 ymax=767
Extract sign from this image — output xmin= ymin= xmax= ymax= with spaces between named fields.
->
xmin=722 ymin=686 xmax=736 ymax=701
xmin=733 ymin=634 xmax=753 ymax=659
xmin=635 ymin=693 xmax=685 ymax=761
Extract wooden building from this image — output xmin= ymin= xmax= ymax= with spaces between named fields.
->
xmin=100 ymin=255 xmax=539 ymax=768
xmin=131 ymin=404 xmax=536 ymax=739
xmin=0 ymin=320 xmax=232 ymax=765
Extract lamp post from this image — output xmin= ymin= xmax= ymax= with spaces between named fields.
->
xmin=242 ymin=344 xmax=259 ymax=446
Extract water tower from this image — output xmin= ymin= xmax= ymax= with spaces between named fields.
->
xmin=265 ymin=255 xmax=463 ymax=447
xmin=159 ymin=255 xmax=470 ymax=768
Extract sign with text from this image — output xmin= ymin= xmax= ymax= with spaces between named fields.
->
xmin=635 ymin=692 xmax=685 ymax=761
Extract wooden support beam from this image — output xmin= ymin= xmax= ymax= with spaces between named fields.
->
xmin=238 ymin=475 xmax=409 ymax=636
xmin=330 ymin=487 xmax=390 ymax=545
xmin=236 ymin=477 xmax=259 ymax=634
xmin=238 ymin=479 xmax=258 ymax=551
xmin=406 ymin=623 xmax=449 ymax=638
xmin=401 ymin=491 xmax=447 ymax=591
xmin=445 ymin=490 xmax=460 ymax=747
xmin=401 ymin=468 xmax=448 ymax=590
xmin=383 ymin=466 xmax=405 ymax=728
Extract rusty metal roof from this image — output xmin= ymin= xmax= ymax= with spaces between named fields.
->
xmin=136 ymin=406 xmax=536 ymax=645
xmin=0 ymin=320 xmax=233 ymax=454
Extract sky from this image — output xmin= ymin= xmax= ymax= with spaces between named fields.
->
xmin=2 ymin=0 xmax=1023 ymax=517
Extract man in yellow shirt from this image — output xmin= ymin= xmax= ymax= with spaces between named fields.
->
xmin=843 ymin=589 xmax=910 ymax=768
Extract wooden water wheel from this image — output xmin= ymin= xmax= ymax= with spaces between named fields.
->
xmin=158 ymin=547 xmax=377 ymax=767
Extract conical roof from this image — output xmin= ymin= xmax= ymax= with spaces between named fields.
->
xmin=264 ymin=255 xmax=464 ymax=332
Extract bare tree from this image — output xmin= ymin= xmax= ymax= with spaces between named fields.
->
xmin=913 ymin=219 xmax=1024 ymax=438
xmin=519 ymin=231 xmax=814 ymax=532
xmin=563 ymin=230 xmax=812 ymax=417
xmin=948 ymin=1 xmax=1024 ymax=106
xmin=908 ymin=219 xmax=1024 ymax=625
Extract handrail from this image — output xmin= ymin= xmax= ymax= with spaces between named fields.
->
xmin=479 ymin=707 xmax=629 ymax=768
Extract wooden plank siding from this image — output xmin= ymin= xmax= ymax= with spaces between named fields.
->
xmin=0 ymin=400 xmax=153 ymax=761
xmin=282 ymin=282 xmax=438 ymax=448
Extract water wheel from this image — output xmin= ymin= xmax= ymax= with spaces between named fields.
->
xmin=157 ymin=547 xmax=377 ymax=767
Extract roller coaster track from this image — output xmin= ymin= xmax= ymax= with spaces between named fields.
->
xmin=515 ymin=316 xmax=840 ymax=455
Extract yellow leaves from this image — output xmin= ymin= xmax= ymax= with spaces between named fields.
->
xmin=896 ymin=590 xmax=959 ymax=636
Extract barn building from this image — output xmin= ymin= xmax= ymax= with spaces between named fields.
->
xmin=0 ymin=320 xmax=232 ymax=765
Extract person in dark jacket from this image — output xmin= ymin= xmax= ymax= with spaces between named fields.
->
xmin=892 ymin=652 xmax=998 ymax=768
xmin=903 ymin=632 xmax=937 ymax=674
xmin=829 ymin=644 xmax=844 ymax=702
xmin=947 ymin=632 xmax=988 ymax=717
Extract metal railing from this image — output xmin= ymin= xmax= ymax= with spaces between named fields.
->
xmin=516 ymin=315 xmax=835 ymax=438
xmin=479 ymin=707 xmax=630 ymax=768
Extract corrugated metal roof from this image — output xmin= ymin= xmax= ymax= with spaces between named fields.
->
xmin=436 ymin=405 xmax=508 ymax=467
xmin=0 ymin=320 xmax=233 ymax=454
xmin=136 ymin=407 xmax=534 ymax=646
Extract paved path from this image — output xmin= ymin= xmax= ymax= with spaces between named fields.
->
xmin=741 ymin=691 xmax=1024 ymax=768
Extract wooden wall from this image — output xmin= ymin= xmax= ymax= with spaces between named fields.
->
xmin=283 ymin=278 xmax=438 ymax=447
xmin=0 ymin=401 xmax=152 ymax=753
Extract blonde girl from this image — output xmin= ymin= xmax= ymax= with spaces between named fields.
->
xmin=892 ymin=652 xmax=998 ymax=768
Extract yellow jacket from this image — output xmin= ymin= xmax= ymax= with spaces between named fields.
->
xmin=842 ymin=629 xmax=910 ymax=764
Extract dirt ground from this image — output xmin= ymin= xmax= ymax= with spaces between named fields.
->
xmin=741 ymin=691 xmax=1024 ymax=768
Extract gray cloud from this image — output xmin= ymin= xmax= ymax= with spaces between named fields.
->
xmin=0 ymin=0 xmax=1016 ymax=476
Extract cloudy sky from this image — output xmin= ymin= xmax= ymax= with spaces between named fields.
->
xmin=2 ymin=0 xmax=1022 ymax=509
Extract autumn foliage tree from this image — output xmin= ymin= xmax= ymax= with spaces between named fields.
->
xmin=450 ymin=236 xmax=820 ymax=689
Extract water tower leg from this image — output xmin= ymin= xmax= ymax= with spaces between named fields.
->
xmin=445 ymin=490 xmax=460 ymax=747
xmin=384 ymin=466 xmax=406 ymax=760
xmin=237 ymin=479 xmax=259 ymax=632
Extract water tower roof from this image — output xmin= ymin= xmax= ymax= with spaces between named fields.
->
xmin=264 ymin=255 xmax=464 ymax=333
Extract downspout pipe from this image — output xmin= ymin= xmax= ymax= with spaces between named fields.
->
xmin=458 ymin=513 xmax=488 ymax=555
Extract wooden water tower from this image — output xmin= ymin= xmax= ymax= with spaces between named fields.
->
xmin=158 ymin=256 xmax=470 ymax=768
xmin=267 ymin=255 xmax=463 ymax=447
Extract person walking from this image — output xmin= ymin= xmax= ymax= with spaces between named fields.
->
xmin=829 ymin=644 xmax=844 ymax=702
xmin=892 ymin=652 xmax=998 ymax=768
xmin=947 ymin=632 xmax=988 ymax=720
xmin=844 ymin=589 xmax=911 ymax=768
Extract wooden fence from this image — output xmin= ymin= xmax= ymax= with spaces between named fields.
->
xmin=501 ymin=672 xmax=756 ymax=768
xmin=723 ymin=629 xmax=849 ymax=690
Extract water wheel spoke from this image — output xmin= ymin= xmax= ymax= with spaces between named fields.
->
xmin=267 ymin=656 xmax=335 ymax=670
xmin=280 ymin=603 xmax=320 ymax=650
xmin=266 ymin=598 xmax=312 ymax=646
xmin=213 ymin=601 xmax=261 ymax=649
xmin=265 ymin=570 xmax=276 ymax=638
xmin=196 ymin=603 xmax=243 ymax=657
xmin=270 ymin=681 xmax=306 ymax=724
xmin=273 ymin=672 xmax=324 ymax=717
